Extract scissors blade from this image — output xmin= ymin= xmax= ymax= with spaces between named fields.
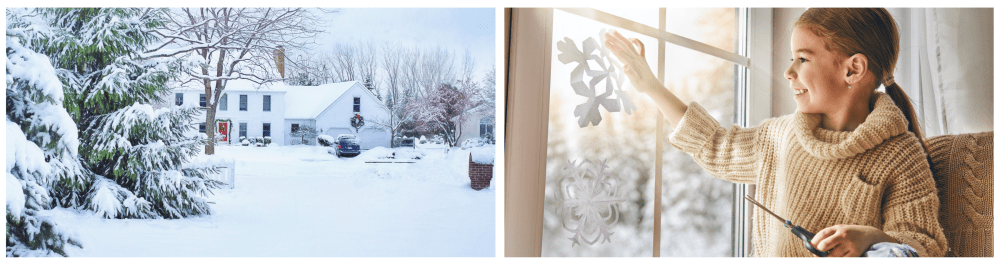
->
xmin=743 ymin=195 xmax=788 ymax=224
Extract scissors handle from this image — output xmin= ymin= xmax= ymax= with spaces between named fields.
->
xmin=791 ymin=226 xmax=828 ymax=257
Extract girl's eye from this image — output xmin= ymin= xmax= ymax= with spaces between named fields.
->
xmin=789 ymin=58 xmax=808 ymax=63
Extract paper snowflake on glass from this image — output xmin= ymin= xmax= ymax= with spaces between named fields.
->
xmin=554 ymin=159 xmax=626 ymax=246
xmin=556 ymin=29 xmax=637 ymax=128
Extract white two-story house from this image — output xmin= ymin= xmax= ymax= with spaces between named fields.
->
xmin=173 ymin=79 xmax=287 ymax=145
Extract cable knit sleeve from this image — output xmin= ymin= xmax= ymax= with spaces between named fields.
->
xmin=666 ymin=102 xmax=759 ymax=184
xmin=880 ymin=136 xmax=949 ymax=257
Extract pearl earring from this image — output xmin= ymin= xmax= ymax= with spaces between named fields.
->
xmin=848 ymin=85 xmax=852 ymax=89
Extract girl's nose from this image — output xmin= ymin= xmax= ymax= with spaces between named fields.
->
xmin=784 ymin=63 xmax=796 ymax=80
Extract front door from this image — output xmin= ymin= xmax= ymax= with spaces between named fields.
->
xmin=218 ymin=122 xmax=229 ymax=142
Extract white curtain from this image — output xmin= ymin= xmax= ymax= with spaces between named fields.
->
xmin=891 ymin=8 xmax=993 ymax=137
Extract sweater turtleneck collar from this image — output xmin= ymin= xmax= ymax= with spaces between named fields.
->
xmin=792 ymin=92 xmax=910 ymax=160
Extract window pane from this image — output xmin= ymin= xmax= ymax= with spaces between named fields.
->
xmin=239 ymin=122 xmax=247 ymax=138
xmin=597 ymin=8 xmax=658 ymax=29
xmin=353 ymin=97 xmax=361 ymax=112
xmin=263 ymin=123 xmax=270 ymax=137
xmin=176 ymin=93 xmax=183 ymax=106
xmin=240 ymin=95 xmax=247 ymax=111
xmin=663 ymin=8 xmax=737 ymax=54
xmin=658 ymin=9 xmax=736 ymax=257
xmin=542 ymin=9 xmax=660 ymax=257
xmin=263 ymin=95 xmax=271 ymax=112
xmin=200 ymin=94 xmax=206 ymax=107
xmin=220 ymin=94 xmax=228 ymax=111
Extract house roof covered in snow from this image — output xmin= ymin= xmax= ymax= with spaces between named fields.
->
xmin=283 ymin=81 xmax=362 ymax=120
xmin=173 ymin=79 xmax=288 ymax=93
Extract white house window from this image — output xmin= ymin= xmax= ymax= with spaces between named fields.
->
xmin=220 ymin=94 xmax=228 ymax=111
xmin=199 ymin=93 xmax=206 ymax=107
xmin=353 ymin=97 xmax=361 ymax=112
xmin=480 ymin=117 xmax=494 ymax=137
xmin=175 ymin=93 xmax=183 ymax=106
xmin=291 ymin=123 xmax=299 ymax=133
xmin=263 ymin=123 xmax=271 ymax=137
xmin=263 ymin=95 xmax=271 ymax=112
xmin=239 ymin=122 xmax=247 ymax=138
xmin=240 ymin=95 xmax=247 ymax=111
xmin=199 ymin=123 xmax=205 ymax=133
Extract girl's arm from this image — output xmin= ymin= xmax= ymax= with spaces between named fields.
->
xmin=604 ymin=30 xmax=688 ymax=127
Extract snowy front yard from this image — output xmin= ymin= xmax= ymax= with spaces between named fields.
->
xmin=38 ymin=145 xmax=495 ymax=257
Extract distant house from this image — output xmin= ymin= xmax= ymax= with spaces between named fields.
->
xmin=171 ymin=80 xmax=391 ymax=149
xmin=457 ymin=112 xmax=495 ymax=145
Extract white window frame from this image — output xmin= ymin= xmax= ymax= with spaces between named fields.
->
xmin=505 ymin=8 xmax=772 ymax=257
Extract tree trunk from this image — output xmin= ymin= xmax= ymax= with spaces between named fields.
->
xmin=205 ymin=104 xmax=216 ymax=155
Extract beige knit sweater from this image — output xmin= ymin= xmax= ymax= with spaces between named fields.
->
xmin=667 ymin=92 xmax=948 ymax=257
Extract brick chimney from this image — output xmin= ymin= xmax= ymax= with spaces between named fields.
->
xmin=273 ymin=46 xmax=285 ymax=78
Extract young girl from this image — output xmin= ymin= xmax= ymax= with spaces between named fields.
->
xmin=604 ymin=8 xmax=947 ymax=257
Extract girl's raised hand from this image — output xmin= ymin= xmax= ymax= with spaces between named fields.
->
xmin=604 ymin=30 xmax=659 ymax=94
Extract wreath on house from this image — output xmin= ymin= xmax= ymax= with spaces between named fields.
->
xmin=350 ymin=113 xmax=365 ymax=132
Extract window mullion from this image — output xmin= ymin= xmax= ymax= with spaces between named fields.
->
xmin=652 ymin=7 xmax=666 ymax=258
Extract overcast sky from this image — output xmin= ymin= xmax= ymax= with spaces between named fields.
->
xmin=307 ymin=8 xmax=496 ymax=81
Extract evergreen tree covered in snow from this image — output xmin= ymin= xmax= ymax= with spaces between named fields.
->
xmin=6 ymin=9 xmax=84 ymax=256
xmin=37 ymin=8 xmax=223 ymax=219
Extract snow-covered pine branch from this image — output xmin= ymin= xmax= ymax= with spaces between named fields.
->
xmin=6 ymin=14 xmax=86 ymax=256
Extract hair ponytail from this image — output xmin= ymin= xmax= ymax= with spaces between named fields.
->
xmin=884 ymin=83 xmax=931 ymax=160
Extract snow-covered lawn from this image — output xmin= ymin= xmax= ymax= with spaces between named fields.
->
xmin=39 ymin=144 xmax=495 ymax=257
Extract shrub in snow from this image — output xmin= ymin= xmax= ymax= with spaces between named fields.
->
xmin=263 ymin=136 xmax=272 ymax=146
xmin=290 ymin=125 xmax=318 ymax=145
xmin=462 ymin=137 xmax=491 ymax=150
xmin=317 ymin=135 xmax=335 ymax=147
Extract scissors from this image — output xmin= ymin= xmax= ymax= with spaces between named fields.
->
xmin=744 ymin=195 xmax=829 ymax=257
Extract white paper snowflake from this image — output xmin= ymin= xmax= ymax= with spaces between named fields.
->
xmin=554 ymin=159 xmax=626 ymax=246
xmin=556 ymin=29 xmax=637 ymax=128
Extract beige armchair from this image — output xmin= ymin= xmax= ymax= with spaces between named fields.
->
xmin=927 ymin=131 xmax=993 ymax=257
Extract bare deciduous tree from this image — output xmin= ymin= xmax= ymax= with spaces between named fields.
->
xmin=357 ymin=40 xmax=378 ymax=92
xmin=331 ymin=42 xmax=357 ymax=82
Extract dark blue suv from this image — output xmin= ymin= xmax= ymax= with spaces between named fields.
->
xmin=335 ymin=134 xmax=361 ymax=157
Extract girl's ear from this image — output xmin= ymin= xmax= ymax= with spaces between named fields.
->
xmin=843 ymin=53 xmax=868 ymax=85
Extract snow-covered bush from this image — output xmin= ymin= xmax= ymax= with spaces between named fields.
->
xmin=290 ymin=125 xmax=318 ymax=145
xmin=317 ymin=135 xmax=335 ymax=147
xmin=462 ymin=137 xmax=489 ymax=150
xmin=393 ymin=149 xmax=426 ymax=160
